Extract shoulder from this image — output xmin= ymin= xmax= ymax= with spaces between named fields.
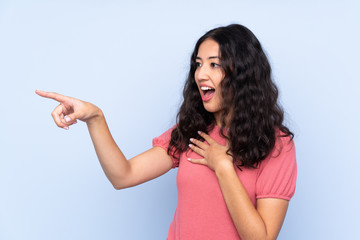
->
xmin=256 ymin=134 xmax=297 ymax=200
xmin=152 ymin=125 xmax=177 ymax=145
xmin=273 ymin=133 xmax=295 ymax=158
xmin=152 ymin=125 xmax=179 ymax=168
xmin=258 ymin=133 xmax=296 ymax=176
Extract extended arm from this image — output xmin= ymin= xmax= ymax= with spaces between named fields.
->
xmin=86 ymin=111 xmax=173 ymax=189
xmin=36 ymin=90 xmax=173 ymax=189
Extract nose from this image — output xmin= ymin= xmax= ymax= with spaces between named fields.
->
xmin=195 ymin=64 xmax=210 ymax=81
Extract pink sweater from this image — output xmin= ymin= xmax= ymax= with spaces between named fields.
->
xmin=153 ymin=125 xmax=297 ymax=240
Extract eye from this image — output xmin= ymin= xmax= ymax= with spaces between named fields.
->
xmin=195 ymin=62 xmax=202 ymax=67
xmin=211 ymin=63 xmax=221 ymax=68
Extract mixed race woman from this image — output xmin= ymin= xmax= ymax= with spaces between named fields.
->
xmin=36 ymin=24 xmax=297 ymax=240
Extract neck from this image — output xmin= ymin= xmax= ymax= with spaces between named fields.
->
xmin=214 ymin=110 xmax=231 ymax=128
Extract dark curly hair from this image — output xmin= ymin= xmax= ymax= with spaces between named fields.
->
xmin=168 ymin=24 xmax=294 ymax=169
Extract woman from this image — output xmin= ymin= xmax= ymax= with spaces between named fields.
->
xmin=36 ymin=24 xmax=297 ymax=240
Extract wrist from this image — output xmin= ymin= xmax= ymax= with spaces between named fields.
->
xmin=215 ymin=160 xmax=235 ymax=178
xmin=86 ymin=106 xmax=104 ymax=125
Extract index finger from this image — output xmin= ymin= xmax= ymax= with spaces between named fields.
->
xmin=35 ymin=90 xmax=67 ymax=103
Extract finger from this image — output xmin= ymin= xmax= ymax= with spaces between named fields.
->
xmin=61 ymin=116 xmax=78 ymax=126
xmin=187 ymin=157 xmax=207 ymax=166
xmin=190 ymin=138 xmax=209 ymax=150
xmin=64 ymin=113 xmax=79 ymax=125
xmin=62 ymin=118 xmax=78 ymax=126
xmin=51 ymin=105 xmax=70 ymax=130
xmin=189 ymin=143 xmax=205 ymax=157
xmin=198 ymin=131 xmax=216 ymax=144
xmin=35 ymin=90 xmax=68 ymax=103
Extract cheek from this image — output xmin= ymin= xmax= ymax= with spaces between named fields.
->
xmin=214 ymin=76 xmax=224 ymax=91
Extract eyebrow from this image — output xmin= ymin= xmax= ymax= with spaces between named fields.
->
xmin=196 ymin=56 xmax=221 ymax=60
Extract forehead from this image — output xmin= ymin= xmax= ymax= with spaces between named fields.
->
xmin=197 ymin=39 xmax=220 ymax=58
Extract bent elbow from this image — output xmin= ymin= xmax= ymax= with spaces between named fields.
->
xmin=110 ymin=175 xmax=134 ymax=190
xmin=112 ymin=182 xmax=125 ymax=190
xmin=112 ymin=180 xmax=132 ymax=190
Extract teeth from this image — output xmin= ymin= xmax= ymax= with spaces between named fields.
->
xmin=200 ymin=86 xmax=214 ymax=90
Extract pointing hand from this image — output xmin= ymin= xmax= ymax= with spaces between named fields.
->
xmin=35 ymin=90 xmax=102 ymax=130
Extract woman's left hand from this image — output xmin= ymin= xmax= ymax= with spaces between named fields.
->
xmin=188 ymin=131 xmax=233 ymax=172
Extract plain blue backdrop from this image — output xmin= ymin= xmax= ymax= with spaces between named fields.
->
xmin=1 ymin=0 xmax=359 ymax=239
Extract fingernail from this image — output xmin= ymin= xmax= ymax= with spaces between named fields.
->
xmin=198 ymin=131 xmax=202 ymax=135
xmin=65 ymin=116 xmax=71 ymax=123
xmin=187 ymin=158 xmax=191 ymax=161
xmin=189 ymin=144 xmax=193 ymax=148
xmin=190 ymin=138 xmax=194 ymax=142
xmin=63 ymin=126 xmax=69 ymax=130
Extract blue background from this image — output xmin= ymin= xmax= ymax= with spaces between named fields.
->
xmin=1 ymin=0 xmax=359 ymax=239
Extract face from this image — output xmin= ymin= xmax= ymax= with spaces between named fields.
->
xmin=195 ymin=39 xmax=225 ymax=120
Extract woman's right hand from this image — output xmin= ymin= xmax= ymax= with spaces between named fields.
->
xmin=35 ymin=90 xmax=102 ymax=130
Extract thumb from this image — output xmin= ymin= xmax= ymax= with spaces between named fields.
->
xmin=64 ymin=113 xmax=79 ymax=124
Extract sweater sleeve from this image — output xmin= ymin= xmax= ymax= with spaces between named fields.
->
xmin=256 ymin=137 xmax=297 ymax=201
xmin=152 ymin=126 xmax=179 ymax=168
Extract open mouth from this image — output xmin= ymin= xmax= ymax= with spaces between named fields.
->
xmin=200 ymin=86 xmax=215 ymax=101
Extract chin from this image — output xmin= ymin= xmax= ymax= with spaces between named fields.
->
xmin=203 ymin=103 xmax=221 ymax=113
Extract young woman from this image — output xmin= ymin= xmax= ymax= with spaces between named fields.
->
xmin=36 ymin=24 xmax=297 ymax=240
